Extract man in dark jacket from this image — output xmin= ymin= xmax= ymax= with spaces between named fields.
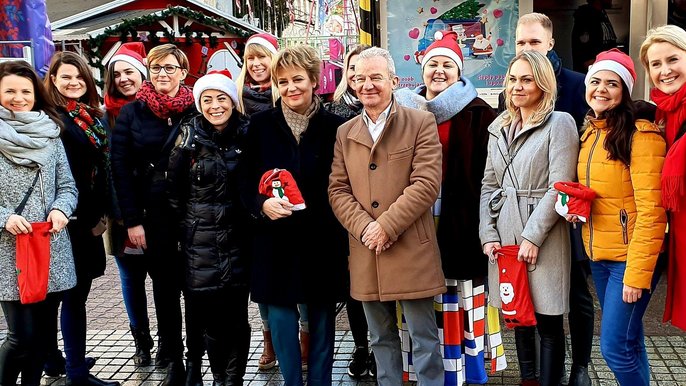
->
xmin=497 ymin=13 xmax=593 ymax=386
xmin=572 ymin=0 xmax=618 ymax=73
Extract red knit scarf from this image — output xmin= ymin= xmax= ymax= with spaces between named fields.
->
xmin=652 ymin=85 xmax=686 ymax=211
xmin=66 ymin=100 xmax=108 ymax=152
xmin=135 ymin=81 xmax=194 ymax=120
xmin=104 ymin=92 xmax=132 ymax=118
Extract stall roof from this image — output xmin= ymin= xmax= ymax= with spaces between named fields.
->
xmin=50 ymin=0 xmax=264 ymax=41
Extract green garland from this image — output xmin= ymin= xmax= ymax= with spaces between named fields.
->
xmin=87 ymin=5 xmax=251 ymax=83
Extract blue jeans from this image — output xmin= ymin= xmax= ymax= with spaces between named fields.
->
xmin=115 ymin=254 xmax=151 ymax=330
xmin=258 ymin=303 xmax=309 ymax=332
xmin=267 ymin=303 xmax=335 ymax=386
xmin=591 ymin=260 xmax=659 ymax=386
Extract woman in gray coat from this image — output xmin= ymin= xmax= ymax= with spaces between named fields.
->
xmin=479 ymin=51 xmax=579 ymax=386
xmin=0 ymin=60 xmax=78 ymax=386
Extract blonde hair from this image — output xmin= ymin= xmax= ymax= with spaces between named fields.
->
xmin=271 ymin=45 xmax=321 ymax=88
xmin=639 ymin=24 xmax=686 ymax=82
xmin=517 ymin=12 xmax=553 ymax=36
xmin=147 ymin=44 xmax=190 ymax=71
xmin=503 ymin=50 xmax=557 ymax=127
xmin=236 ymin=43 xmax=279 ymax=113
xmin=333 ymin=44 xmax=371 ymax=102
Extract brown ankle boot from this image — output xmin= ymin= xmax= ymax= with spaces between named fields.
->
xmin=300 ymin=330 xmax=309 ymax=371
xmin=258 ymin=330 xmax=277 ymax=370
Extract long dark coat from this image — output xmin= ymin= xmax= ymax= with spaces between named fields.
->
xmin=59 ymin=111 xmax=108 ymax=281
xmin=239 ymin=100 xmax=348 ymax=306
xmin=436 ymin=99 xmax=496 ymax=279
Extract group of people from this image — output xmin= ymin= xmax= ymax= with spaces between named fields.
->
xmin=0 ymin=11 xmax=685 ymax=386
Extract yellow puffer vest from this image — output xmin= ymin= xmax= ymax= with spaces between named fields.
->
xmin=577 ymin=118 xmax=667 ymax=289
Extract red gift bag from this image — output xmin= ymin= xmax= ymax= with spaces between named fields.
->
xmin=15 ymin=222 xmax=52 ymax=304
xmin=497 ymin=245 xmax=537 ymax=329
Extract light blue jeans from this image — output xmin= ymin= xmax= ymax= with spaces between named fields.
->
xmin=591 ymin=260 xmax=659 ymax=386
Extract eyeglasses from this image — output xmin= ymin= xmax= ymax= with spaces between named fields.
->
xmin=353 ymin=75 xmax=389 ymax=85
xmin=149 ymin=65 xmax=182 ymax=74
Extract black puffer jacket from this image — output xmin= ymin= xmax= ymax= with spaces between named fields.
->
xmin=168 ymin=112 xmax=251 ymax=292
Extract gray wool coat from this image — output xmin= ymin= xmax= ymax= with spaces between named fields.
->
xmin=479 ymin=111 xmax=579 ymax=315
xmin=0 ymin=139 xmax=78 ymax=301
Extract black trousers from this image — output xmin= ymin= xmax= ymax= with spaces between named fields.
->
xmin=0 ymin=293 xmax=61 ymax=386
xmin=515 ymin=313 xmax=565 ymax=386
xmin=568 ymin=226 xmax=594 ymax=367
xmin=184 ymin=286 xmax=251 ymax=360
xmin=144 ymin=221 xmax=184 ymax=363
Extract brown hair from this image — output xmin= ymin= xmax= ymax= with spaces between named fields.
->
xmin=44 ymin=51 xmax=102 ymax=116
xmin=147 ymin=44 xmax=190 ymax=71
xmin=0 ymin=60 xmax=62 ymax=126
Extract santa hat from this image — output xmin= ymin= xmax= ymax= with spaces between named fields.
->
xmin=584 ymin=48 xmax=637 ymax=94
xmin=108 ymin=42 xmax=147 ymax=78
xmin=246 ymin=33 xmax=279 ymax=55
xmin=553 ymin=181 xmax=597 ymax=222
xmin=258 ymin=168 xmax=306 ymax=210
xmin=421 ymin=30 xmax=464 ymax=71
xmin=193 ymin=69 xmax=239 ymax=111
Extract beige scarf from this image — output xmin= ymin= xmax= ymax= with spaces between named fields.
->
xmin=282 ymin=98 xmax=319 ymax=144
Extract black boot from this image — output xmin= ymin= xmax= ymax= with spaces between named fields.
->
xmin=44 ymin=349 xmax=97 ymax=377
xmin=515 ymin=326 xmax=538 ymax=383
xmin=66 ymin=374 xmax=120 ymax=386
xmin=155 ymin=339 xmax=172 ymax=369
xmin=184 ymin=359 xmax=204 ymax=386
xmin=131 ymin=324 xmax=154 ymax=367
xmin=206 ymin=335 xmax=229 ymax=386
xmin=568 ymin=364 xmax=591 ymax=386
xmin=225 ymin=325 xmax=251 ymax=386
xmin=161 ymin=360 xmax=186 ymax=386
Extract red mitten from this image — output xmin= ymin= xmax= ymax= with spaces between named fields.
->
xmin=258 ymin=168 xmax=306 ymax=210
xmin=554 ymin=181 xmax=596 ymax=222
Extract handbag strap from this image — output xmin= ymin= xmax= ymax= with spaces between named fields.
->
xmin=15 ymin=170 xmax=40 ymax=216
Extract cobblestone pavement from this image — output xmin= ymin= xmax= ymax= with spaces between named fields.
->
xmin=0 ymin=258 xmax=683 ymax=385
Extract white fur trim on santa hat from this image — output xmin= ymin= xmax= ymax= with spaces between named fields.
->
xmin=421 ymin=47 xmax=463 ymax=71
xmin=109 ymin=54 xmax=147 ymax=78
xmin=585 ymin=59 xmax=635 ymax=94
xmin=246 ymin=36 xmax=278 ymax=54
xmin=193 ymin=73 xmax=239 ymax=111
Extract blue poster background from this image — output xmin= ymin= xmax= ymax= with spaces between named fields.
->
xmin=1 ymin=0 xmax=54 ymax=77
xmin=386 ymin=0 xmax=518 ymax=95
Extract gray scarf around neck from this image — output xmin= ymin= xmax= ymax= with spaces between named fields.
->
xmin=0 ymin=105 xmax=60 ymax=167
xmin=394 ymin=77 xmax=478 ymax=124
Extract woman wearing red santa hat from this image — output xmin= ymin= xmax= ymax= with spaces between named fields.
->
xmin=111 ymin=44 xmax=196 ymax=386
xmin=102 ymin=41 xmax=157 ymax=369
xmin=239 ymin=44 xmax=348 ymax=386
xmin=395 ymin=30 xmax=505 ymax=385
xmin=479 ymin=50 xmax=579 ymax=386
xmin=236 ymin=33 xmax=280 ymax=116
xmin=640 ymin=24 xmax=686 ymax=333
xmin=574 ymin=48 xmax=666 ymax=386
xmin=167 ymin=69 xmax=252 ymax=386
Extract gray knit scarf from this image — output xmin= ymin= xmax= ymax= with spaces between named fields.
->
xmin=0 ymin=105 xmax=61 ymax=167
xmin=394 ymin=77 xmax=478 ymax=124
xmin=282 ymin=97 xmax=320 ymax=144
